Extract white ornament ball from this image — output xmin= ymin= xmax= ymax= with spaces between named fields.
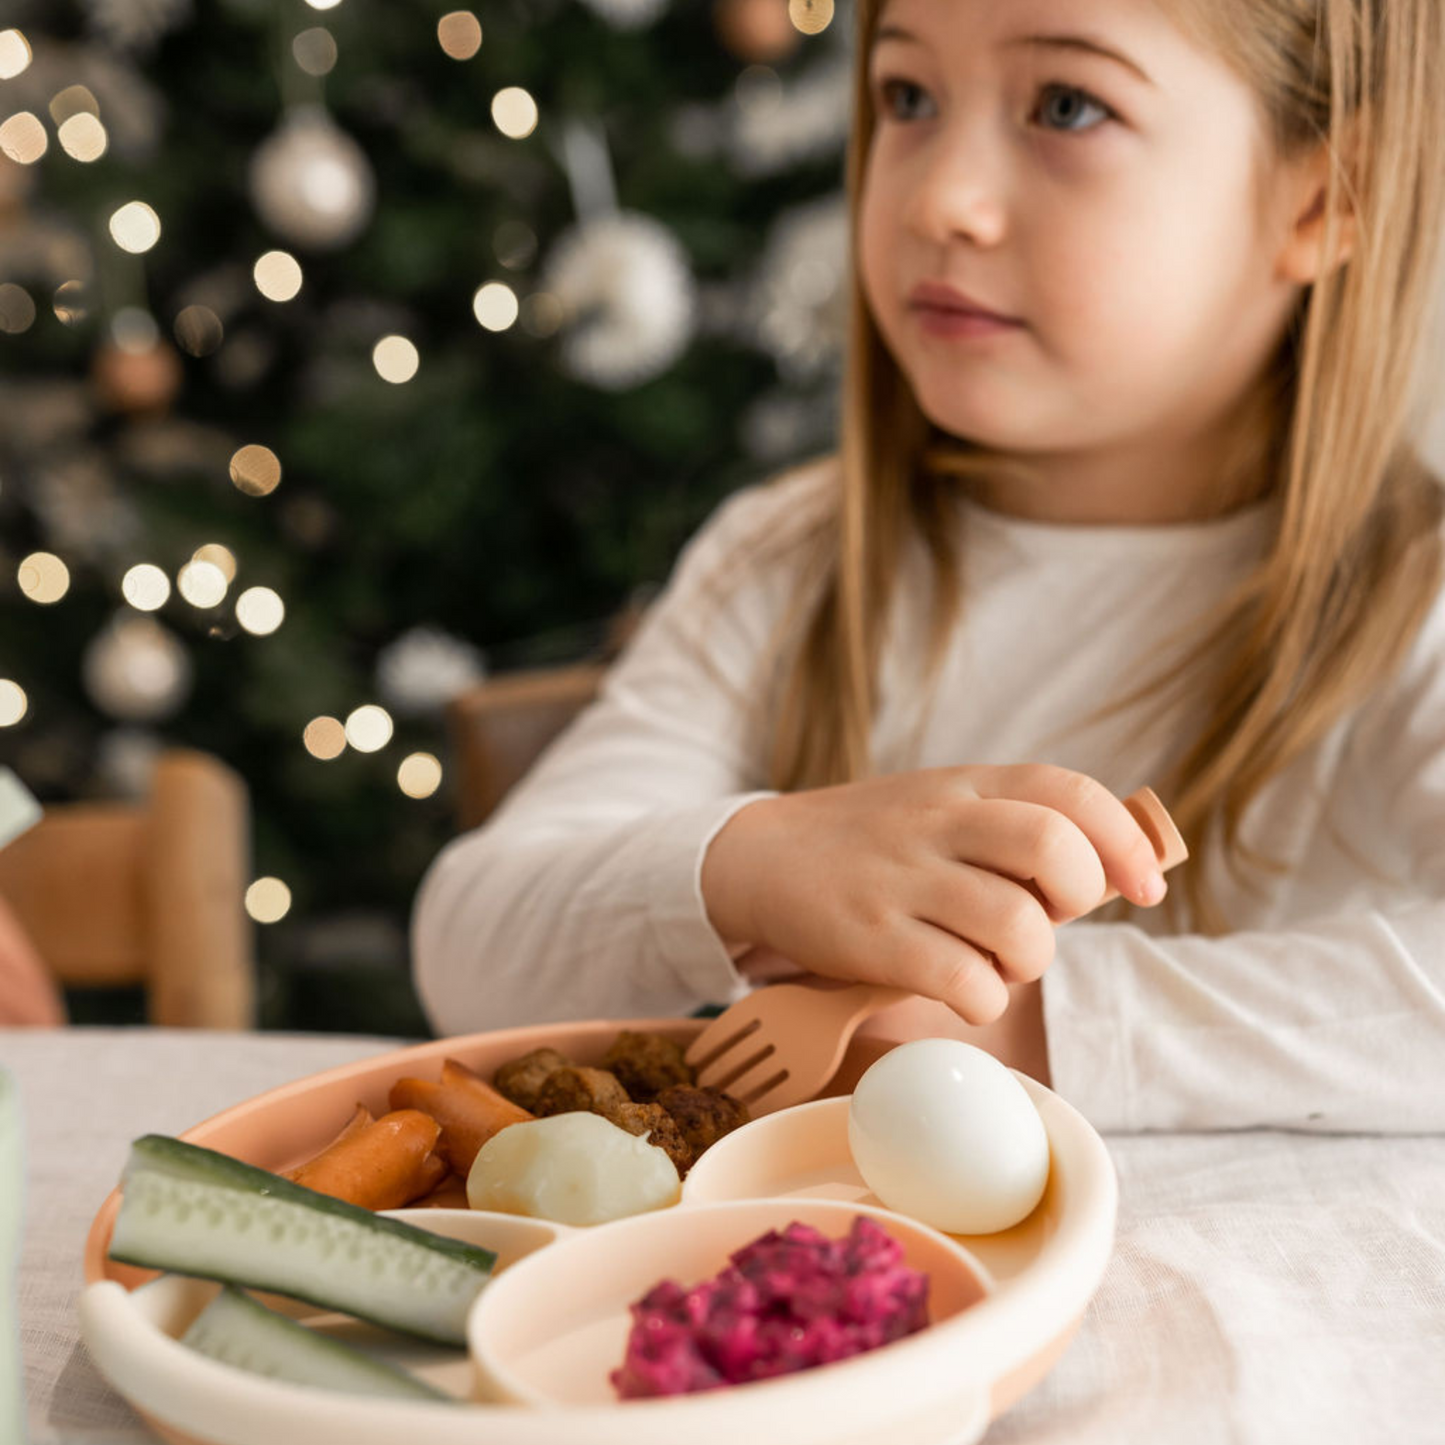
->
xmin=847 ymin=1039 xmax=1051 ymax=1235
xmin=249 ymin=107 xmax=375 ymax=251
xmin=577 ymin=0 xmax=670 ymax=28
xmin=543 ymin=212 xmax=697 ymax=391
xmin=83 ymin=616 xmax=192 ymax=723
xmin=375 ymin=626 xmax=486 ymax=716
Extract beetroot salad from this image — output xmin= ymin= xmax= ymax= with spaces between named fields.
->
xmin=610 ymin=1215 xmax=930 ymax=1399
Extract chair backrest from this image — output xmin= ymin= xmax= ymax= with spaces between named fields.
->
xmin=446 ymin=661 xmax=605 ymax=830
xmin=0 ymin=748 xmax=255 ymax=1028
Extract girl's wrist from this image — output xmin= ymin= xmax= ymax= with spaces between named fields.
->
xmin=701 ymin=796 xmax=778 ymax=950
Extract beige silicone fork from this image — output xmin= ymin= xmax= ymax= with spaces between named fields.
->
xmin=685 ymin=785 xmax=1187 ymax=1115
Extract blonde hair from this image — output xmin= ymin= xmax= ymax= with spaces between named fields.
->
xmin=753 ymin=0 xmax=1445 ymax=929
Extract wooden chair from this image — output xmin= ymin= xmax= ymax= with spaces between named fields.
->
xmin=0 ymin=748 xmax=256 ymax=1028
xmin=447 ymin=661 xmax=606 ymax=830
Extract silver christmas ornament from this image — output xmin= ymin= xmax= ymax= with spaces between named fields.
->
xmin=543 ymin=212 xmax=698 ymax=390
xmin=749 ymin=191 xmax=848 ymax=383
xmin=82 ymin=615 xmax=192 ymax=723
xmin=249 ymin=107 xmax=375 ymax=252
xmin=375 ymin=626 xmax=486 ymax=716
xmin=576 ymin=0 xmax=670 ymax=28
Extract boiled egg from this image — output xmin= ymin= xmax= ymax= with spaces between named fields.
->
xmin=847 ymin=1039 xmax=1050 ymax=1234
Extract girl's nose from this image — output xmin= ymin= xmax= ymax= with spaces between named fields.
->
xmin=904 ymin=123 xmax=1009 ymax=249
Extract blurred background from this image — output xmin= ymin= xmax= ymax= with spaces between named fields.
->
xmin=0 ymin=0 xmax=852 ymax=1035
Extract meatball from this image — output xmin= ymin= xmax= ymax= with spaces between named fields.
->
xmin=533 ymin=1065 xmax=632 ymax=1118
xmin=611 ymin=1101 xmax=693 ymax=1177
xmin=492 ymin=1047 xmax=572 ymax=1112
xmin=602 ymin=1030 xmax=695 ymax=1102
xmin=656 ymin=1085 xmax=750 ymax=1161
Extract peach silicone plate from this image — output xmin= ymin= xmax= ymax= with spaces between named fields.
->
xmin=78 ymin=1017 xmax=1117 ymax=1445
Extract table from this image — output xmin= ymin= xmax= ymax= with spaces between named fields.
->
xmin=7 ymin=1028 xmax=1445 ymax=1444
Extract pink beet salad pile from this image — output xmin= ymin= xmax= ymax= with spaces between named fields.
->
xmin=610 ymin=1216 xmax=930 ymax=1399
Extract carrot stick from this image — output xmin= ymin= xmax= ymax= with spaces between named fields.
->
xmin=286 ymin=1108 xmax=444 ymax=1211
xmin=285 ymin=1103 xmax=374 ymax=1174
xmin=390 ymin=1061 xmax=533 ymax=1177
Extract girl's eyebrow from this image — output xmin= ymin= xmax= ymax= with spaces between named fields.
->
xmin=873 ymin=22 xmax=1154 ymax=89
xmin=1005 ymin=34 xmax=1155 ymax=87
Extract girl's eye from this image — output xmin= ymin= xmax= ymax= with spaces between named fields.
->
xmin=876 ymin=78 xmax=936 ymax=123
xmin=1033 ymin=83 xmax=1113 ymax=132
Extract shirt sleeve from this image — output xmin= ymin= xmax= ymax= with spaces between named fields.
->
xmin=1042 ymin=587 xmax=1445 ymax=1135
xmin=410 ymin=470 xmax=821 ymax=1036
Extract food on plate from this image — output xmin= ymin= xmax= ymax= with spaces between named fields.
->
xmin=609 ymin=1100 xmax=692 ymax=1177
xmin=532 ymin=1065 xmax=633 ymax=1118
xmin=654 ymin=1084 xmax=750 ymax=1162
xmin=181 ymin=1284 xmax=451 ymax=1401
xmin=490 ymin=1035 xmax=750 ymax=1176
xmin=601 ymin=1029 xmax=694 ymax=1102
xmin=492 ymin=1047 xmax=572 ymax=1112
xmin=389 ymin=1058 xmax=533 ymax=1176
xmin=109 ymin=1135 xmax=496 ymax=1345
xmin=847 ymin=1039 xmax=1050 ymax=1234
xmin=465 ymin=1111 xmax=681 ymax=1226
xmin=285 ymin=1106 xmax=448 ymax=1211
xmin=610 ymin=1216 xmax=929 ymax=1399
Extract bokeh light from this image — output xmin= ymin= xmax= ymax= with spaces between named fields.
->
xmin=0 ymin=283 xmax=36 ymax=334
xmin=112 ymin=307 xmax=159 ymax=354
xmin=57 ymin=112 xmax=107 ymax=162
xmin=292 ymin=27 xmax=338 ymax=75
xmin=245 ymin=877 xmax=292 ymax=923
xmin=236 ymin=586 xmax=285 ymax=636
xmin=437 ymin=12 xmax=482 ymax=60
xmin=0 ymin=112 xmax=47 ymax=165
xmin=344 ymin=703 xmax=393 ymax=753
xmin=0 ymin=30 xmax=32 ymax=80
xmin=0 ymin=680 xmax=26 ymax=727
xmin=178 ymin=559 xmax=228 ymax=608
xmin=788 ymin=0 xmax=835 ymax=34
xmin=492 ymin=87 xmax=538 ymax=140
xmin=398 ymin=752 xmax=443 ymax=799
xmin=17 ymin=552 xmax=69 ymax=605
xmin=121 ymin=563 xmax=171 ymax=612
xmin=254 ymin=250 xmax=303 ymax=302
xmin=191 ymin=543 xmax=237 ymax=583
xmin=520 ymin=292 xmax=564 ymax=338
xmin=174 ymin=304 xmax=224 ymax=356
xmin=229 ymin=444 xmax=282 ymax=497
xmin=372 ymin=334 xmax=419 ymax=383
xmin=303 ymin=715 xmax=347 ymax=760
xmin=54 ymin=280 xmax=90 ymax=326
xmin=493 ymin=220 xmax=537 ymax=270
xmin=48 ymin=85 xmax=98 ymax=123
xmin=109 ymin=201 xmax=162 ymax=254
xmin=473 ymin=282 xmax=518 ymax=332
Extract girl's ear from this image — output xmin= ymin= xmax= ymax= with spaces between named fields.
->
xmin=1275 ymin=142 xmax=1356 ymax=284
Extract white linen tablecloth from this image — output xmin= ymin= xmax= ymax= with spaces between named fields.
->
xmin=5 ymin=1027 xmax=1444 ymax=1445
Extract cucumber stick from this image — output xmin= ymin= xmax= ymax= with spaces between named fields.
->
xmin=110 ymin=1135 xmax=495 ymax=1345
xmin=181 ymin=1285 xmax=452 ymax=1401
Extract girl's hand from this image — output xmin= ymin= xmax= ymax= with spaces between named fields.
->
xmin=701 ymin=764 xmax=1167 ymax=1024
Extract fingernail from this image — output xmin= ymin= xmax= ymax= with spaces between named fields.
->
xmin=1138 ymin=872 xmax=1167 ymax=906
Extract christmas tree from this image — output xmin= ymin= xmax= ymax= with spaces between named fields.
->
xmin=0 ymin=0 xmax=851 ymax=1032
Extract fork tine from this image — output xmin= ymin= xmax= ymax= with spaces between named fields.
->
xmin=685 ymin=1016 xmax=763 ymax=1076
xmin=695 ymin=1038 xmax=777 ymax=1094
xmin=708 ymin=1052 xmax=791 ymax=1109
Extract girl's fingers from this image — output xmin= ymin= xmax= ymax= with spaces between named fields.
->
xmin=916 ymin=860 xmax=1058 ymax=985
xmin=942 ymin=797 xmax=1107 ymax=923
xmin=892 ymin=917 xmax=1012 ymax=1024
xmin=967 ymin=765 xmax=1167 ymax=908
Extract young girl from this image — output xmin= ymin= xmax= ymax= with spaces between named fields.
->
xmin=414 ymin=0 xmax=1445 ymax=1133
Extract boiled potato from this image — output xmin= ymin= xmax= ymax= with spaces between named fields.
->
xmin=466 ymin=1110 xmax=681 ymax=1226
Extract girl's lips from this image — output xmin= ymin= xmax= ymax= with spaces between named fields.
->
xmin=911 ymin=304 xmax=1024 ymax=339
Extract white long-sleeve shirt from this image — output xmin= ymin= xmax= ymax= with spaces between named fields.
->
xmin=412 ymin=460 xmax=1445 ymax=1134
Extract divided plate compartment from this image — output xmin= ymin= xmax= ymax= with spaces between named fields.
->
xmin=79 ymin=1017 xmax=1117 ymax=1445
